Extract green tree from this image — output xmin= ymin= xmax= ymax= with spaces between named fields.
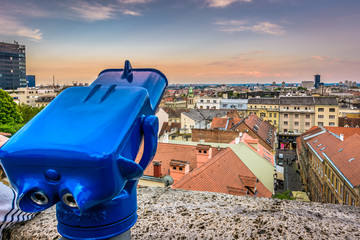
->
xmin=297 ymin=86 xmax=308 ymax=91
xmin=272 ymin=190 xmax=295 ymax=200
xmin=18 ymin=104 xmax=44 ymax=124
xmin=0 ymin=89 xmax=23 ymax=125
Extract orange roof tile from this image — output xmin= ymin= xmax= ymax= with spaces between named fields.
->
xmin=240 ymin=133 xmax=275 ymax=166
xmin=325 ymin=126 xmax=360 ymax=141
xmin=245 ymin=113 xmax=276 ymax=148
xmin=304 ymin=129 xmax=360 ymax=187
xmin=136 ymin=143 xmax=224 ymax=178
xmin=172 ymin=148 xmax=272 ymax=198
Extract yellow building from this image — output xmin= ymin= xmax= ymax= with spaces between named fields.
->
xmin=247 ymin=98 xmax=280 ymax=132
xmin=314 ymin=97 xmax=339 ymax=127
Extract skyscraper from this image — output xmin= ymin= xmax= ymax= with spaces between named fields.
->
xmin=314 ymin=74 xmax=321 ymax=89
xmin=26 ymin=75 xmax=36 ymax=87
xmin=0 ymin=41 xmax=27 ymax=90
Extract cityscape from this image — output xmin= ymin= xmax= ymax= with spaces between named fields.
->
xmin=1 ymin=0 xmax=360 ymax=239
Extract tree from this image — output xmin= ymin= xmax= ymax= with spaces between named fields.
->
xmin=0 ymin=89 xmax=23 ymax=125
xmin=297 ymin=86 xmax=308 ymax=91
xmin=18 ymin=104 xmax=44 ymax=124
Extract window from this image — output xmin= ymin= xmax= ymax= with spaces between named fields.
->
xmin=274 ymin=120 xmax=277 ymax=125
xmin=294 ymin=129 xmax=298 ymax=133
xmin=346 ymin=192 xmax=349 ymax=205
xmin=274 ymin=113 xmax=277 ymax=117
xmin=305 ymin=107 xmax=307 ymax=110
xmin=213 ymin=100 xmax=217 ymax=103
xmin=329 ymin=108 xmax=335 ymax=112
xmin=294 ymin=122 xmax=299 ymax=126
xmin=294 ymin=107 xmax=296 ymax=110
xmin=284 ymin=114 xmax=288 ymax=118
xmin=336 ymin=178 xmax=339 ymax=192
xmin=284 ymin=121 xmax=288 ymax=125
xmin=173 ymin=166 xmax=176 ymax=170
xmin=179 ymin=167 xmax=183 ymax=171
xmin=305 ymin=122 xmax=310 ymax=127
xmin=318 ymin=122 xmax=324 ymax=126
xmin=284 ymin=129 xmax=288 ymax=132
xmin=223 ymin=104 xmax=227 ymax=108
xmin=329 ymin=115 xmax=335 ymax=119
xmin=329 ymin=122 xmax=335 ymax=126
xmin=318 ymin=115 xmax=324 ymax=119
xmin=250 ymin=105 xmax=252 ymax=109
xmin=269 ymin=113 xmax=272 ymax=117
xmin=318 ymin=108 xmax=324 ymax=112
xmin=200 ymin=100 xmax=204 ymax=102
xmin=206 ymin=106 xmax=210 ymax=109
xmin=295 ymin=114 xmax=299 ymax=118
xmin=306 ymin=115 xmax=310 ymax=119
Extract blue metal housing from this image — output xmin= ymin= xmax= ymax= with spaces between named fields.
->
xmin=0 ymin=61 xmax=167 ymax=239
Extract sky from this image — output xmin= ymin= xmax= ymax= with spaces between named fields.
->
xmin=0 ymin=0 xmax=360 ymax=85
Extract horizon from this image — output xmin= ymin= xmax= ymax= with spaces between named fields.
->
xmin=1 ymin=0 xmax=359 ymax=85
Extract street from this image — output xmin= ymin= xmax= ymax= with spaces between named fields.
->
xmin=276 ymin=149 xmax=303 ymax=194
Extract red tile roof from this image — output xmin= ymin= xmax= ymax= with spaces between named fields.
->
xmin=303 ymin=129 xmax=360 ymax=187
xmin=238 ymin=133 xmax=275 ymax=166
xmin=211 ymin=117 xmax=242 ymax=130
xmin=136 ymin=143 xmax=224 ymax=178
xmin=245 ymin=113 xmax=276 ymax=148
xmin=0 ymin=135 xmax=8 ymax=147
xmin=172 ymin=147 xmax=272 ymax=198
xmin=325 ymin=127 xmax=360 ymax=141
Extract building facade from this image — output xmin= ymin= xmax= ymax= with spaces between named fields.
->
xmin=26 ymin=75 xmax=36 ymax=87
xmin=247 ymin=98 xmax=280 ymax=131
xmin=297 ymin=127 xmax=360 ymax=206
xmin=0 ymin=41 xmax=26 ymax=90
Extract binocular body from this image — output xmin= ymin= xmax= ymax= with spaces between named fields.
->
xmin=0 ymin=61 xmax=167 ymax=239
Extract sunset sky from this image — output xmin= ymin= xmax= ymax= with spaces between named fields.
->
xmin=1 ymin=0 xmax=359 ymax=85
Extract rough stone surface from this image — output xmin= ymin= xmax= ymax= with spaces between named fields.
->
xmin=3 ymin=186 xmax=360 ymax=239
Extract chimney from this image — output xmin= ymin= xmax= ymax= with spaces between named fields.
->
xmin=196 ymin=144 xmax=212 ymax=168
xmin=153 ymin=161 xmax=162 ymax=178
xmin=244 ymin=138 xmax=259 ymax=151
xmin=340 ymin=134 xmax=344 ymax=141
xmin=169 ymin=160 xmax=190 ymax=184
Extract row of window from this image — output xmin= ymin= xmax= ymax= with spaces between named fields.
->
xmin=318 ymin=115 xmax=336 ymax=119
xmin=318 ymin=108 xmax=336 ymax=112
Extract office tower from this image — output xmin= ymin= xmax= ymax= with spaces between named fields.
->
xmin=0 ymin=41 xmax=26 ymax=90
xmin=26 ymin=75 xmax=36 ymax=87
xmin=314 ymin=74 xmax=320 ymax=89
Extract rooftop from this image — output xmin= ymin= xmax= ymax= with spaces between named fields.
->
xmin=4 ymin=186 xmax=360 ymax=239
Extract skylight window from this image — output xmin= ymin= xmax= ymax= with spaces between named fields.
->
xmin=313 ymin=140 xmax=319 ymax=143
xmin=317 ymin=144 xmax=323 ymax=148
xmin=338 ymin=149 xmax=343 ymax=152
xmin=349 ymin=158 xmax=355 ymax=162
xmin=320 ymin=147 xmax=326 ymax=151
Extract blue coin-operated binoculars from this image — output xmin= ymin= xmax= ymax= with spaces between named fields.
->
xmin=0 ymin=61 xmax=167 ymax=239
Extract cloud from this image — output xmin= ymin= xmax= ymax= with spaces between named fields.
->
xmin=0 ymin=16 xmax=42 ymax=41
xmin=119 ymin=0 xmax=153 ymax=3
xmin=206 ymin=0 xmax=252 ymax=8
xmin=122 ymin=9 xmax=142 ymax=16
xmin=215 ymin=20 xmax=285 ymax=35
xmin=69 ymin=1 xmax=117 ymax=21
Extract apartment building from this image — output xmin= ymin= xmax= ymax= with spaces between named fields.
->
xmin=297 ymin=127 xmax=360 ymax=206
xmin=278 ymin=96 xmax=338 ymax=150
xmin=196 ymin=98 xmax=222 ymax=109
xmin=314 ymin=97 xmax=339 ymax=127
xmin=8 ymin=87 xmax=56 ymax=107
xmin=247 ymin=98 xmax=280 ymax=131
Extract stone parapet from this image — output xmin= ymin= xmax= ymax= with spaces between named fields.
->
xmin=3 ymin=186 xmax=360 ymax=239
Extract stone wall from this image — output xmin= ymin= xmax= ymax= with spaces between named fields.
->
xmin=3 ymin=186 xmax=360 ymax=239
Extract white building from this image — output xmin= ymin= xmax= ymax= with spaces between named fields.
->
xmin=219 ymin=99 xmax=248 ymax=110
xmin=195 ymin=98 xmax=222 ymax=109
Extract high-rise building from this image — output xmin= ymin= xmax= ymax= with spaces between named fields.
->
xmin=314 ymin=74 xmax=321 ymax=89
xmin=0 ymin=41 xmax=27 ymax=90
xmin=26 ymin=75 xmax=36 ymax=87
